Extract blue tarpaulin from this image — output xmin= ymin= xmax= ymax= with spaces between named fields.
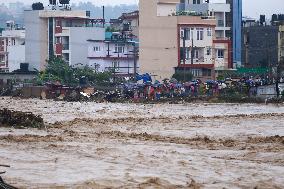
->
xmin=136 ymin=73 xmax=152 ymax=83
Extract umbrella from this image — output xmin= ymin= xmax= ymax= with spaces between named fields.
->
xmin=184 ymin=82 xmax=193 ymax=87
xmin=170 ymin=78 xmax=178 ymax=84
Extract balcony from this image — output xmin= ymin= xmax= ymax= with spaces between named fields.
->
xmin=214 ymin=37 xmax=231 ymax=41
xmin=62 ymin=19 xmax=105 ymax=28
xmin=177 ymin=3 xmax=230 ymax=13
xmin=181 ymin=57 xmax=205 ymax=64
xmin=158 ymin=0 xmax=180 ymax=4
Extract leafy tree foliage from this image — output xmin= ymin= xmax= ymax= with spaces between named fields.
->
xmin=36 ymin=56 xmax=111 ymax=86
xmin=32 ymin=2 xmax=44 ymax=10
xmin=59 ymin=0 xmax=70 ymax=4
xmin=172 ymin=70 xmax=193 ymax=82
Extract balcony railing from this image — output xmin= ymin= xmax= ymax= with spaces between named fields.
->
xmin=182 ymin=57 xmax=205 ymax=64
xmin=214 ymin=37 xmax=231 ymax=40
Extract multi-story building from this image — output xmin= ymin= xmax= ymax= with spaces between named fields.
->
xmin=0 ymin=21 xmax=25 ymax=72
xmin=109 ymin=10 xmax=139 ymax=40
xmin=242 ymin=21 xmax=284 ymax=68
xmin=179 ymin=0 xmax=242 ymax=67
xmin=228 ymin=0 xmax=242 ymax=67
xmin=87 ymin=32 xmax=138 ymax=76
xmin=24 ymin=6 xmax=105 ymax=71
xmin=179 ymin=0 xmax=231 ymax=39
xmin=140 ymin=0 xmax=231 ymax=81
xmin=280 ymin=25 xmax=284 ymax=63
xmin=178 ymin=0 xmax=232 ymax=72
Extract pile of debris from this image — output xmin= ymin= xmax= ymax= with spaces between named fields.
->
xmin=0 ymin=109 xmax=44 ymax=128
xmin=0 ymin=164 xmax=17 ymax=189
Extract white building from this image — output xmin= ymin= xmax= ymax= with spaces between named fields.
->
xmin=0 ymin=21 xmax=25 ymax=72
xmin=178 ymin=0 xmax=233 ymax=72
xmin=110 ymin=10 xmax=139 ymax=39
xmin=24 ymin=7 xmax=105 ymax=71
xmin=87 ymin=32 xmax=138 ymax=76
xmin=180 ymin=26 xmax=214 ymax=65
xmin=179 ymin=0 xmax=231 ymax=39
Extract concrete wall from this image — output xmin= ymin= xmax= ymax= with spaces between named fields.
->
xmin=140 ymin=0 xmax=179 ymax=80
xmin=69 ymin=27 xmax=105 ymax=67
xmin=256 ymin=83 xmax=284 ymax=99
xmin=25 ymin=10 xmax=48 ymax=71
xmin=140 ymin=0 xmax=217 ymax=80
xmin=39 ymin=10 xmax=87 ymax=18
xmin=88 ymin=42 xmax=134 ymax=58
xmin=242 ymin=26 xmax=278 ymax=68
xmin=88 ymin=59 xmax=137 ymax=74
xmin=0 ymin=73 xmax=36 ymax=84
xmin=179 ymin=26 xmax=214 ymax=65
xmin=0 ymin=29 xmax=25 ymax=72
xmin=88 ymin=40 xmax=138 ymax=74
xmin=214 ymin=43 xmax=229 ymax=70
xmin=157 ymin=4 xmax=177 ymax=16
xmin=7 ymin=45 xmax=25 ymax=72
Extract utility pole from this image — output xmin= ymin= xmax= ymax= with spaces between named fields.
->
xmin=133 ymin=46 xmax=138 ymax=82
xmin=125 ymin=42 xmax=139 ymax=82
xmin=102 ymin=6 xmax=105 ymax=28
xmin=183 ymin=28 xmax=186 ymax=82
xmin=106 ymin=41 xmax=110 ymax=57
xmin=113 ymin=63 xmax=116 ymax=84
xmin=191 ymin=30 xmax=194 ymax=65
xmin=276 ymin=56 xmax=284 ymax=98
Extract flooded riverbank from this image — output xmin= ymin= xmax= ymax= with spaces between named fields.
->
xmin=0 ymin=97 xmax=283 ymax=188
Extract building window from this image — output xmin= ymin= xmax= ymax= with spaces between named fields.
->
xmin=56 ymin=37 xmax=61 ymax=44
xmin=112 ymin=61 xmax=120 ymax=68
xmin=180 ymin=30 xmax=184 ymax=38
xmin=56 ymin=19 xmax=61 ymax=27
xmin=193 ymin=0 xmax=201 ymax=4
xmin=207 ymin=28 xmax=212 ymax=36
xmin=115 ymin=44 xmax=125 ymax=53
xmin=217 ymin=49 xmax=224 ymax=58
xmin=194 ymin=50 xmax=199 ymax=59
xmin=0 ymin=55 xmax=5 ymax=62
xmin=186 ymin=47 xmax=190 ymax=60
xmin=197 ymin=28 xmax=204 ymax=40
xmin=206 ymin=47 xmax=211 ymax=55
xmin=93 ymin=46 xmax=100 ymax=52
xmin=185 ymin=28 xmax=191 ymax=40
xmin=191 ymin=69 xmax=201 ymax=77
xmin=204 ymin=69 xmax=211 ymax=76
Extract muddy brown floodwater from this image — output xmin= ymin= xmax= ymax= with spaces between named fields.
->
xmin=0 ymin=97 xmax=284 ymax=189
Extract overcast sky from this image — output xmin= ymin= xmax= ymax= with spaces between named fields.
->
xmin=1 ymin=0 xmax=283 ymax=18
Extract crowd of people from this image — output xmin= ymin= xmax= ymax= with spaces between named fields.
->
xmin=115 ymin=75 xmax=284 ymax=101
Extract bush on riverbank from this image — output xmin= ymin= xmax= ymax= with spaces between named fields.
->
xmin=0 ymin=108 xmax=44 ymax=128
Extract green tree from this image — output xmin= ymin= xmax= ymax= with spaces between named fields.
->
xmin=172 ymin=70 xmax=193 ymax=82
xmin=32 ymin=2 xmax=44 ymax=10
xmin=36 ymin=57 xmax=112 ymax=86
